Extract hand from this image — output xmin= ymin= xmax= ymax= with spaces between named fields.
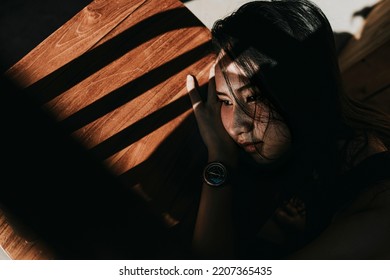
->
xmin=274 ymin=196 xmax=306 ymax=234
xmin=187 ymin=66 xmax=238 ymax=166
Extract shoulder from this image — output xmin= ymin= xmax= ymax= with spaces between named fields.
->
xmin=342 ymin=133 xmax=388 ymax=167
xmin=339 ymin=133 xmax=390 ymax=192
xmin=336 ymin=144 xmax=390 ymax=218
xmin=287 ymin=146 xmax=390 ymax=259
xmin=289 ymin=178 xmax=390 ymax=259
xmin=335 ymin=179 xmax=390 ymax=220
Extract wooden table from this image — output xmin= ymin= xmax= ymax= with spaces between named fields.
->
xmin=1 ymin=0 xmax=213 ymax=259
xmin=338 ymin=0 xmax=390 ymax=115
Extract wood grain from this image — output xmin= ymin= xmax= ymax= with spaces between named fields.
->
xmin=0 ymin=209 xmax=55 ymax=260
xmin=341 ymin=40 xmax=390 ymax=114
xmin=3 ymin=0 xmax=389 ymax=260
xmin=2 ymin=0 xmax=214 ymax=259
xmin=6 ymin=0 xmax=148 ymax=87
xmin=338 ymin=0 xmax=390 ymax=114
xmin=338 ymin=0 xmax=390 ymax=73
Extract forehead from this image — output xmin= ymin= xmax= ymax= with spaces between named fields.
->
xmin=215 ymin=56 xmax=253 ymax=96
xmin=216 ymin=60 xmax=245 ymax=92
xmin=215 ymin=66 xmax=244 ymax=96
xmin=215 ymin=51 xmax=260 ymax=86
xmin=215 ymin=52 xmax=245 ymax=77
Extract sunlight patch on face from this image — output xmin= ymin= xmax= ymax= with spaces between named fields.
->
xmin=215 ymin=52 xmax=291 ymax=165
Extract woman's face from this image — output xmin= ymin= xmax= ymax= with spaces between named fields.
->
xmin=215 ymin=57 xmax=292 ymax=164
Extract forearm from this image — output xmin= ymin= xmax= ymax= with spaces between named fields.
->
xmin=186 ymin=71 xmax=238 ymax=258
xmin=192 ymin=181 xmax=235 ymax=259
xmin=192 ymin=153 xmax=237 ymax=259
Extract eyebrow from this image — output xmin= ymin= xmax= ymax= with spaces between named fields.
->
xmin=216 ymin=83 xmax=252 ymax=97
xmin=216 ymin=83 xmax=252 ymax=96
xmin=216 ymin=91 xmax=229 ymax=97
xmin=236 ymin=83 xmax=252 ymax=92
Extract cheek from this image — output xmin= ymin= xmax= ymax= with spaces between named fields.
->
xmin=252 ymin=120 xmax=267 ymax=138
xmin=261 ymin=122 xmax=292 ymax=157
xmin=266 ymin=124 xmax=290 ymax=144
xmin=220 ymin=106 xmax=233 ymax=136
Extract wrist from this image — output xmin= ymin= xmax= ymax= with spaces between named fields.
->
xmin=203 ymin=159 xmax=238 ymax=188
xmin=203 ymin=162 xmax=228 ymax=187
xmin=208 ymin=151 xmax=237 ymax=168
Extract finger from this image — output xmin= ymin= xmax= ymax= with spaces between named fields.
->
xmin=187 ymin=75 xmax=202 ymax=111
xmin=275 ymin=208 xmax=295 ymax=224
xmin=291 ymin=196 xmax=306 ymax=212
xmin=207 ymin=65 xmax=218 ymax=105
xmin=281 ymin=202 xmax=299 ymax=217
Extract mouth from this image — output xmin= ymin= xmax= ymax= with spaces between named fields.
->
xmin=239 ymin=141 xmax=264 ymax=153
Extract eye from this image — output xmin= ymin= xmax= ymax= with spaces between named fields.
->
xmin=246 ymin=94 xmax=260 ymax=103
xmin=216 ymin=93 xmax=233 ymax=106
xmin=219 ymin=99 xmax=232 ymax=106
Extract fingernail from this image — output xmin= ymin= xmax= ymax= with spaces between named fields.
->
xmin=209 ymin=66 xmax=215 ymax=78
xmin=186 ymin=75 xmax=194 ymax=89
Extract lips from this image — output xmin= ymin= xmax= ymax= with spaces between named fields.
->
xmin=239 ymin=141 xmax=263 ymax=153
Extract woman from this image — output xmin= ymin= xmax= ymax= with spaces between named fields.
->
xmin=186 ymin=0 xmax=390 ymax=259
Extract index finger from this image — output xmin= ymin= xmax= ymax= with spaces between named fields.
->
xmin=187 ymin=75 xmax=202 ymax=110
xmin=208 ymin=64 xmax=218 ymax=105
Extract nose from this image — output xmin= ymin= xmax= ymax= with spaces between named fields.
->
xmin=226 ymin=104 xmax=253 ymax=137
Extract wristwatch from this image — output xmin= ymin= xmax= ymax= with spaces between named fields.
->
xmin=203 ymin=161 xmax=228 ymax=187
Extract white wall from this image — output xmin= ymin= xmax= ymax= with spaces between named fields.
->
xmin=184 ymin=0 xmax=380 ymax=34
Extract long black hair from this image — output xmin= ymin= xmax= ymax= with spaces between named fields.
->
xmin=211 ymin=0 xmax=390 ymax=257
xmin=210 ymin=0 xmax=365 ymax=243
xmin=212 ymin=0 xmax=345 ymax=190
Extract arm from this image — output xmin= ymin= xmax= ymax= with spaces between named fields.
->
xmin=187 ymin=69 xmax=238 ymax=258
xmin=187 ymin=67 xmax=390 ymax=259
xmin=192 ymin=174 xmax=234 ymax=258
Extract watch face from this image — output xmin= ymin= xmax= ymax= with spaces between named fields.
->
xmin=203 ymin=162 xmax=227 ymax=187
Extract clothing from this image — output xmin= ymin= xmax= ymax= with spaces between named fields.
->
xmin=244 ymin=151 xmax=390 ymax=259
